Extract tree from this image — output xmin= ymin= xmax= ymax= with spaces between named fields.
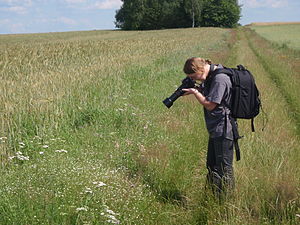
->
xmin=201 ymin=0 xmax=241 ymax=28
xmin=115 ymin=0 xmax=146 ymax=30
xmin=161 ymin=0 xmax=191 ymax=29
xmin=140 ymin=0 xmax=162 ymax=30
xmin=184 ymin=0 xmax=203 ymax=27
xmin=114 ymin=0 xmax=241 ymax=30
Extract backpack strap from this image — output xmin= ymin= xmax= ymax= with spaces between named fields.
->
xmin=251 ymin=118 xmax=255 ymax=132
xmin=222 ymin=104 xmax=242 ymax=161
xmin=229 ymin=117 xmax=242 ymax=161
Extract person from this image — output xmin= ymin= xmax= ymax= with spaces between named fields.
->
xmin=182 ymin=57 xmax=235 ymax=199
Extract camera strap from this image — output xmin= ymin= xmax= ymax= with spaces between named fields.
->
xmin=209 ymin=64 xmax=216 ymax=73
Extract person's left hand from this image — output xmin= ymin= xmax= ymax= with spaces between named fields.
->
xmin=182 ymin=88 xmax=198 ymax=96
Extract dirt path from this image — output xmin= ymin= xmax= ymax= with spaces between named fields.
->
xmin=221 ymin=28 xmax=300 ymax=223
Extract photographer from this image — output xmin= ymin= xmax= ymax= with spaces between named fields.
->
xmin=182 ymin=57 xmax=235 ymax=199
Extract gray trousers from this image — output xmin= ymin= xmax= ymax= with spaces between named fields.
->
xmin=206 ymin=136 xmax=235 ymax=198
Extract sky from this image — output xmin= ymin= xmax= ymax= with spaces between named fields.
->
xmin=0 ymin=0 xmax=299 ymax=34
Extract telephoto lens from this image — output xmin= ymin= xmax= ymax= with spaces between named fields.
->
xmin=163 ymin=77 xmax=195 ymax=108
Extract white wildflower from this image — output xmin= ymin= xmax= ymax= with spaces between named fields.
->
xmin=106 ymin=209 xmax=116 ymax=215
xmin=17 ymin=155 xmax=29 ymax=161
xmin=85 ymin=188 xmax=93 ymax=194
xmin=55 ymin=149 xmax=68 ymax=153
xmin=39 ymin=152 xmax=44 ymax=155
xmin=296 ymin=214 xmax=300 ymax=218
xmin=106 ymin=215 xmax=120 ymax=224
xmin=76 ymin=207 xmax=88 ymax=212
xmin=42 ymin=145 xmax=49 ymax=148
xmin=19 ymin=142 xmax=25 ymax=148
xmin=9 ymin=151 xmax=29 ymax=161
xmin=93 ymin=181 xmax=106 ymax=187
xmin=101 ymin=207 xmax=120 ymax=224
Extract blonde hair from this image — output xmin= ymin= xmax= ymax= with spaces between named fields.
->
xmin=183 ymin=57 xmax=212 ymax=74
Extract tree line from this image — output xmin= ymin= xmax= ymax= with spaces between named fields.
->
xmin=115 ymin=0 xmax=241 ymax=30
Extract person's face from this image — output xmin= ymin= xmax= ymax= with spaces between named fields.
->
xmin=187 ymin=71 xmax=205 ymax=81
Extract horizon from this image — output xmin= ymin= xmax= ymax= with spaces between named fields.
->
xmin=1 ymin=21 xmax=300 ymax=36
xmin=0 ymin=0 xmax=300 ymax=35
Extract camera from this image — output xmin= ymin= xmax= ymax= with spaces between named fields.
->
xmin=163 ymin=77 xmax=196 ymax=108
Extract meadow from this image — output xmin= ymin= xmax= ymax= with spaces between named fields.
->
xmin=0 ymin=26 xmax=299 ymax=224
xmin=250 ymin=23 xmax=300 ymax=50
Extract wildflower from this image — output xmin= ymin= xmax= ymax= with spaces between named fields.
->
xmin=76 ymin=207 xmax=88 ymax=212
xmin=85 ymin=188 xmax=93 ymax=194
xmin=93 ymin=181 xmax=106 ymax=187
xmin=39 ymin=152 xmax=44 ymax=155
xmin=17 ymin=155 xmax=29 ymax=161
xmin=296 ymin=214 xmax=300 ymax=218
xmin=107 ymin=216 xmax=120 ymax=224
xmin=9 ymin=152 xmax=29 ymax=161
xmin=55 ymin=149 xmax=68 ymax=153
xmin=106 ymin=209 xmax=116 ymax=215
xmin=19 ymin=142 xmax=25 ymax=148
xmin=42 ymin=145 xmax=49 ymax=148
xmin=0 ymin=137 xmax=7 ymax=143
xmin=101 ymin=207 xmax=120 ymax=224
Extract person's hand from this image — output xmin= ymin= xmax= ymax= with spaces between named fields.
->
xmin=182 ymin=88 xmax=199 ymax=96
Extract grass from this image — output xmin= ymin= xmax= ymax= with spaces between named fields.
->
xmin=250 ymin=24 xmax=300 ymax=50
xmin=0 ymin=26 xmax=299 ymax=224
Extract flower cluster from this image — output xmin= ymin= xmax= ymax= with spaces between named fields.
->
xmin=9 ymin=151 xmax=29 ymax=161
xmin=101 ymin=206 xmax=120 ymax=224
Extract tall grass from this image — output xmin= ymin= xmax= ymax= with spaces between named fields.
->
xmin=0 ymin=26 xmax=299 ymax=224
xmin=0 ymin=28 xmax=234 ymax=224
xmin=250 ymin=24 xmax=300 ymax=50
xmin=223 ymin=28 xmax=300 ymax=224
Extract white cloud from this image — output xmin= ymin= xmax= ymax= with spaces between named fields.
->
xmin=94 ymin=0 xmax=122 ymax=9
xmin=10 ymin=22 xmax=24 ymax=32
xmin=0 ymin=0 xmax=32 ymax=6
xmin=64 ymin=0 xmax=86 ymax=3
xmin=0 ymin=0 xmax=32 ymax=14
xmin=57 ymin=16 xmax=77 ymax=25
xmin=0 ymin=18 xmax=10 ymax=25
xmin=2 ymin=6 xmax=27 ymax=14
xmin=34 ymin=16 xmax=77 ymax=26
xmin=239 ymin=0 xmax=288 ymax=8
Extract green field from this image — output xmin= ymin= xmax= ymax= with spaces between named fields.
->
xmin=250 ymin=24 xmax=300 ymax=50
xmin=0 ymin=27 xmax=299 ymax=224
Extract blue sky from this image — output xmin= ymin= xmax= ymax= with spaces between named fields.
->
xmin=0 ymin=0 xmax=299 ymax=34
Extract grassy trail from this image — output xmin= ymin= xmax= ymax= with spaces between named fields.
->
xmin=222 ymin=28 xmax=300 ymax=224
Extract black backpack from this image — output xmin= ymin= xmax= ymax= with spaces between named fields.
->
xmin=207 ymin=64 xmax=261 ymax=161
xmin=210 ymin=64 xmax=261 ymax=131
